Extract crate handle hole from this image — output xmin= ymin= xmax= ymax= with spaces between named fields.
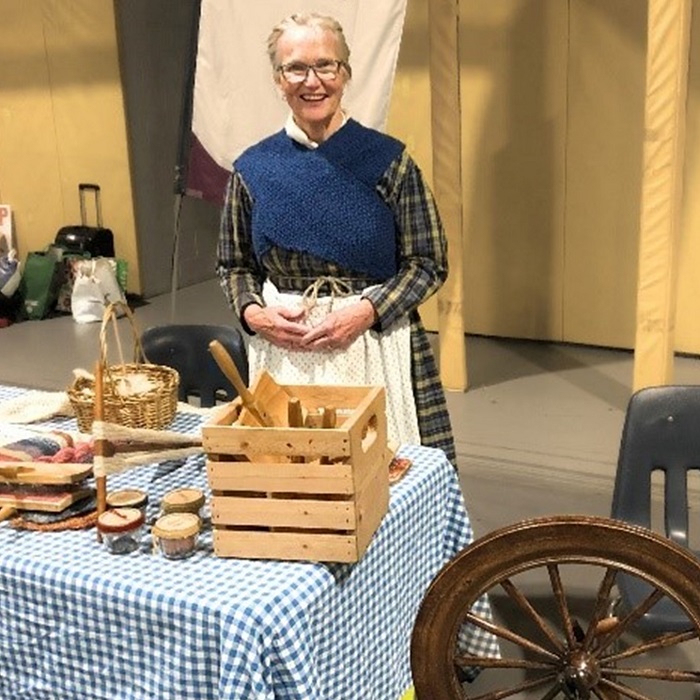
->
xmin=361 ymin=414 xmax=378 ymax=453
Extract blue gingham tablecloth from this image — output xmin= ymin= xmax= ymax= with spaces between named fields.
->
xmin=0 ymin=386 xmax=499 ymax=700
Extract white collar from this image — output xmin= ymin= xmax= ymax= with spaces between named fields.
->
xmin=284 ymin=112 xmax=348 ymax=149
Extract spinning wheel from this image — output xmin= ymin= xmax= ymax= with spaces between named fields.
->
xmin=411 ymin=515 xmax=700 ymax=700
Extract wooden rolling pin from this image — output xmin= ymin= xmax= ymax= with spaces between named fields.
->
xmin=208 ymin=340 xmax=273 ymax=426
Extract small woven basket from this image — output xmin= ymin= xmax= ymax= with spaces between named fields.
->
xmin=68 ymin=301 xmax=179 ymax=433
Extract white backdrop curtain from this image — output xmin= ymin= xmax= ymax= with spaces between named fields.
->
xmin=186 ymin=0 xmax=408 ymax=205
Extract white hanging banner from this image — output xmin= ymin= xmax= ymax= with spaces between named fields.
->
xmin=185 ymin=0 xmax=408 ymax=204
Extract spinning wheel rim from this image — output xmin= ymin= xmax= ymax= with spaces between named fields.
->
xmin=411 ymin=515 xmax=700 ymax=699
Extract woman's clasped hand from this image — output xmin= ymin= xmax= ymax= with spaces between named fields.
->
xmin=243 ymin=298 xmax=376 ymax=352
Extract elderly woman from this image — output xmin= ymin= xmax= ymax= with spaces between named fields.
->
xmin=217 ymin=12 xmax=456 ymax=464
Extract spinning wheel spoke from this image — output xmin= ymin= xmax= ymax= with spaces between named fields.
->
xmin=501 ymin=578 xmax=566 ymax=653
xmin=548 ymin=563 xmax=577 ymax=649
xmin=604 ymin=666 xmax=700 ymax=682
xmin=591 ymin=688 xmax=622 ymax=700
xmin=455 ymin=654 xmax=555 ymax=670
xmin=580 ymin=567 xmax=618 ymax=650
xmin=598 ymin=676 xmax=657 ymax=700
xmin=595 ymin=589 xmax=666 ymax=651
xmin=467 ymin=673 xmax=560 ymax=700
xmin=464 ymin=610 xmax=560 ymax=661
xmin=539 ymin=686 xmax=569 ymax=700
xmin=603 ymin=629 xmax=697 ymax=663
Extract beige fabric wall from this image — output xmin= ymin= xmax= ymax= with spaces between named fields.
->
xmin=460 ymin=1 xmax=568 ymax=341
xmin=0 ymin=0 xmax=139 ymax=293
xmin=565 ymin=1 xmax=646 ymax=349
xmin=389 ymin=1 xmax=700 ymax=358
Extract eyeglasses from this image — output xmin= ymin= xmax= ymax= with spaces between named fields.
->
xmin=278 ymin=60 xmax=345 ymax=84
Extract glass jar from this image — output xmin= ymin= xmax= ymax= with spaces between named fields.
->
xmin=97 ymin=507 xmax=144 ymax=554
xmin=152 ymin=512 xmax=200 ymax=560
xmin=161 ymin=488 xmax=205 ymax=517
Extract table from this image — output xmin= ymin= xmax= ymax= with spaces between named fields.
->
xmin=0 ymin=386 xmax=499 ymax=700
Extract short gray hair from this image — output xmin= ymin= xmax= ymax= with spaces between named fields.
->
xmin=267 ymin=13 xmax=352 ymax=77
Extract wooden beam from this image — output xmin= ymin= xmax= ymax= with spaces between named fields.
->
xmin=429 ymin=0 xmax=467 ymax=391
xmin=633 ymin=0 xmax=691 ymax=390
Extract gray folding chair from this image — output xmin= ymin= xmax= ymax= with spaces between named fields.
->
xmin=611 ymin=384 xmax=700 ymax=633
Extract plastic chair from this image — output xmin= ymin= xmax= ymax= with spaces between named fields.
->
xmin=141 ymin=324 xmax=248 ymax=408
xmin=611 ymin=384 xmax=700 ymax=633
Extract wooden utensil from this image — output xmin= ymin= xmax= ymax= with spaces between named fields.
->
xmin=0 ymin=488 xmax=94 ymax=515
xmin=287 ymin=397 xmax=305 ymax=464
xmin=208 ymin=339 xmax=273 ymax=426
xmin=0 ymin=462 xmax=92 ymax=485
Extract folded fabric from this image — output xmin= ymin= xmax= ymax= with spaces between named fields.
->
xmin=0 ymin=427 xmax=93 ymax=465
xmin=0 ymin=390 xmax=74 ymax=424
xmin=35 ymin=442 xmax=93 ymax=464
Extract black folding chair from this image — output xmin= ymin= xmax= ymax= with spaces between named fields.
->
xmin=141 ymin=323 xmax=248 ymax=408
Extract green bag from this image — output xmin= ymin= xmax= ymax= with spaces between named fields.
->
xmin=18 ymin=249 xmax=62 ymax=320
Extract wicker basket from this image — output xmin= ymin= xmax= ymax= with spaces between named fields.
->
xmin=68 ymin=301 xmax=179 ymax=433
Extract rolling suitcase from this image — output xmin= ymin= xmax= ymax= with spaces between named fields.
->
xmin=54 ymin=183 xmax=115 ymax=258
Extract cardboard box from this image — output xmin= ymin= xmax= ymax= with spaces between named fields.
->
xmin=203 ymin=373 xmax=390 ymax=562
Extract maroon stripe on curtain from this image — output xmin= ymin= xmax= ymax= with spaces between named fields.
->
xmin=185 ymin=132 xmax=231 ymax=207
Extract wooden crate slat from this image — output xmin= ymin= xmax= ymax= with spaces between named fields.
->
xmin=203 ymin=425 xmax=352 ymax=458
xmin=214 ymin=529 xmax=358 ymax=562
xmin=207 ymin=461 xmax=354 ymax=494
xmin=212 ymin=495 xmax=356 ymax=529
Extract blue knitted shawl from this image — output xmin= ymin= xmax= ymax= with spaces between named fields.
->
xmin=234 ymin=119 xmax=404 ymax=280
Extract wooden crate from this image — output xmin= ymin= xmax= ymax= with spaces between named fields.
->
xmin=202 ymin=374 xmax=390 ymax=563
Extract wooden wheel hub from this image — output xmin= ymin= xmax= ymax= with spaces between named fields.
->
xmin=562 ymin=650 xmax=600 ymax=692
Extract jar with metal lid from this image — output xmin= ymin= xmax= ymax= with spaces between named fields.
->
xmin=161 ymin=488 xmax=205 ymax=517
xmin=106 ymin=489 xmax=148 ymax=515
xmin=152 ymin=512 xmax=200 ymax=560
xmin=97 ymin=507 xmax=144 ymax=554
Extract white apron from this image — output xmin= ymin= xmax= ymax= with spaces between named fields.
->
xmin=248 ymin=279 xmax=420 ymax=447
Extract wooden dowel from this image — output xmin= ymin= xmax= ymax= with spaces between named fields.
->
xmin=208 ymin=340 xmax=272 ymax=426
xmin=322 ymin=407 xmax=336 ymax=429
xmin=320 ymin=407 xmax=336 ymax=464
xmin=287 ymin=398 xmax=305 ymax=464
xmin=94 ymin=361 xmax=107 ymax=542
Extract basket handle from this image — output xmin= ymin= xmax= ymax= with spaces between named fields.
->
xmin=98 ymin=301 xmax=145 ymax=370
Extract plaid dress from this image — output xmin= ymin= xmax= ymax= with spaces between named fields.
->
xmin=217 ymin=141 xmax=456 ymax=464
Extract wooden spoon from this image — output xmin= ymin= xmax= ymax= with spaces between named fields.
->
xmin=208 ymin=340 xmax=272 ymax=426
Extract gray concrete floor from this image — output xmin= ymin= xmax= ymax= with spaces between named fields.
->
xmin=3 ymin=279 xmax=700 ymax=697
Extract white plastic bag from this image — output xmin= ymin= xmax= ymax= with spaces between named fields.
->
xmin=71 ymin=258 xmax=126 ymax=324
xmin=0 ymin=249 xmax=21 ymax=298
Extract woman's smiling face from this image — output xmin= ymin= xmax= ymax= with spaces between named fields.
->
xmin=274 ymin=24 xmax=349 ymax=140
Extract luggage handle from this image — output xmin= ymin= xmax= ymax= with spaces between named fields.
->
xmin=78 ymin=183 xmax=103 ymax=228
